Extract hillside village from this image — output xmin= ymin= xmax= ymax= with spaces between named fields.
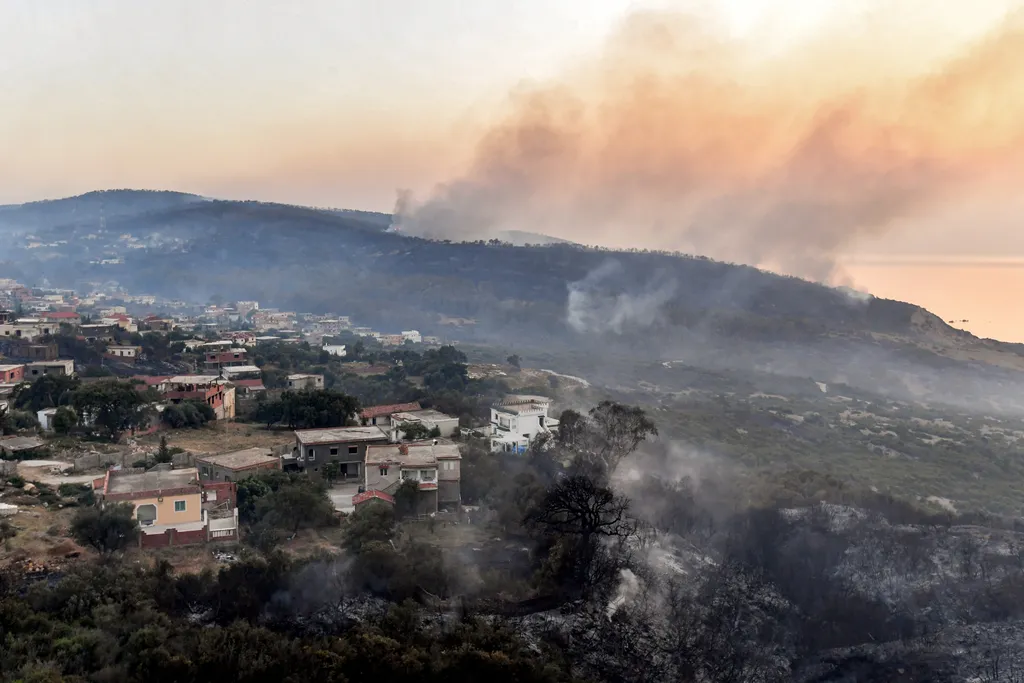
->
xmin=0 ymin=275 xmax=571 ymax=553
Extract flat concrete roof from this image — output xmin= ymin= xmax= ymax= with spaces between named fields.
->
xmin=196 ymin=447 xmax=277 ymax=470
xmin=500 ymin=394 xmax=551 ymax=405
xmin=167 ymin=375 xmax=222 ymax=385
xmin=494 ymin=403 xmax=546 ymax=415
xmin=365 ymin=441 xmax=461 ymax=466
xmin=393 ymin=409 xmax=456 ymax=422
xmin=221 ymin=365 xmax=262 ymax=374
xmin=107 ymin=468 xmax=198 ymax=495
xmin=295 ymin=425 xmax=389 ymax=446
xmin=0 ymin=364 xmax=24 ymax=371
xmin=0 ymin=435 xmax=45 ymax=451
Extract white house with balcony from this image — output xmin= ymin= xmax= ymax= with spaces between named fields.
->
xmin=488 ymin=395 xmax=559 ymax=454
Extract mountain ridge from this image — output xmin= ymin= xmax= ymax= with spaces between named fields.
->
xmin=4 ymin=189 xmax=1024 ymax=413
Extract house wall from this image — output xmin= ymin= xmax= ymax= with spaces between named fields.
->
xmin=438 ymin=458 xmax=460 ymax=481
xmin=128 ymin=492 xmax=203 ymax=526
xmin=432 ymin=417 xmax=459 ymax=437
xmin=0 ymin=324 xmax=53 ymax=340
xmin=297 ymin=438 xmax=389 ymax=479
xmin=364 ymin=463 xmax=402 ymax=492
xmin=25 ymin=361 xmax=74 ymax=378
xmin=202 ymin=481 xmax=238 ymax=508
xmin=205 ymin=351 xmax=247 ymax=367
xmin=0 ymin=366 xmax=24 ymax=383
xmin=140 ymin=527 xmax=208 ymax=548
xmin=287 ymin=375 xmax=324 ymax=390
xmin=438 ymin=480 xmax=461 ymax=507
xmin=415 ymin=489 xmax=438 ymax=515
xmin=221 ymin=386 xmax=235 ymax=420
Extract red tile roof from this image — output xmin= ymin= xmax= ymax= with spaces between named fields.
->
xmin=360 ymin=402 xmax=422 ymax=420
xmin=352 ymin=490 xmax=395 ymax=506
xmin=232 ymin=379 xmax=265 ymax=389
xmin=41 ymin=311 xmax=79 ymax=319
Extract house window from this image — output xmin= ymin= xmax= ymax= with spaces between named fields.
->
xmin=308 ymin=448 xmax=315 ymax=461
xmin=379 ymin=466 xmax=389 ymax=476
xmin=421 ymin=469 xmax=435 ymax=482
xmin=330 ymin=447 xmax=339 ymax=456
xmin=174 ymin=500 xmax=187 ymax=512
xmin=348 ymin=446 xmax=358 ymax=454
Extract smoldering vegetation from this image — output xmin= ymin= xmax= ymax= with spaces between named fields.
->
xmin=8 ymin=401 xmax=1024 ymax=681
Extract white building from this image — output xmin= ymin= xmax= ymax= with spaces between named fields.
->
xmin=106 ymin=345 xmax=141 ymax=359
xmin=390 ymin=409 xmax=459 ymax=440
xmin=488 ymin=395 xmax=559 ymax=454
xmin=0 ymin=321 xmax=56 ymax=341
xmin=401 ymin=330 xmax=422 ymax=344
xmin=287 ymin=373 xmax=324 ymax=390
xmin=37 ymin=407 xmax=58 ymax=432
xmin=322 ymin=343 xmax=347 ymax=357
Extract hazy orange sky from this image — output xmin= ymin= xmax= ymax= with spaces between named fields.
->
xmin=3 ymin=1 xmax=1024 ymax=339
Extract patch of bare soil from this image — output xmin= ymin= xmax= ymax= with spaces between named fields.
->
xmin=0 ymin=504 xmax=87 ymax=570
xmin=135 ymin=421 xmax=295 ymax=455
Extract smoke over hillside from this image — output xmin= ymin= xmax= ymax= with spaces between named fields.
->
xmin=395 ymin=8 xmax=1024 ymax=283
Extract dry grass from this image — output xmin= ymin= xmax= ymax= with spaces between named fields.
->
xmin=0 ymin=504 xmax=85 ymax=568
xmin=134 ymin=421 xmax=295 ymax=455
xmin=399 ymin=518 xmax=490 ymax=549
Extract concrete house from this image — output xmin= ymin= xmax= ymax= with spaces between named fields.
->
xmin=489 ymin=395 xmax=559 ymax=453
xmin=364 ymin=440 xmax=462 ymax=513
xmin=0 ymin=321 xmax=56 ymax=341
xmin=390 ymin=409 xmax=459 ymax=440
xmin=94 ymin=467 xmax=238 ymax=547
xmin=204 ymin=347 xmax=248 ymax=371
xmin=160 ymin=375 xmax=234 ymax=420
xmin=79 ymin=323 xmax=117 ymax=343
xmin=0 ymin=364 xmax=24 ymax=384
xmin=196 ymin=447 xmax=280 ymax=482
xmin=286 ymin=373 xmax=324 ymax=391
xmin=360 ymin=401 xmax=422 ymax=427
xmin=106 ymin=344 xmax=142 ymax=361
xmin=25 ymin=359 xmax=75 ymax=378
xmin=40 ymin=311 xmax=82 ymax=326
xmin=292 ymin=425 xmax=390 ymax=481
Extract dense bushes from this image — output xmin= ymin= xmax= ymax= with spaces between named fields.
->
xmin=0 ymin=556 xmax=581 ymax=683
xmin=161 ymin=399 xmax=216 ymax=428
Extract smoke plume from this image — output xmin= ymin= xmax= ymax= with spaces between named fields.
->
xmin=394 ymin=8 xmax=1024 ymax=282
xmin=567 ymin=260 xmax=677 ymax=334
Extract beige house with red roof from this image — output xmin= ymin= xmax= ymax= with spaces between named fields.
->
xmin=93 ymin=466 xmax=239 ymax=547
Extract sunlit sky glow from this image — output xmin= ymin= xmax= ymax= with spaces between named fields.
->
xmin=3 ymin=1 xmax=1024 ymax=340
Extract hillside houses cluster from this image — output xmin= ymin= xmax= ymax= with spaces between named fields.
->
xmin=0 ymin=279 xmax=449 ymax=421
xmin=0 ymin=277 xmax=565 ymax=551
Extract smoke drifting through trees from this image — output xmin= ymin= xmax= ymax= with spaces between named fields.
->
xmin=395 ymin=8 xmax=1024 ymax=283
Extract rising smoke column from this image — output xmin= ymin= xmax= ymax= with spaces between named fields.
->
xmin=396 ymin=8 xmax=1024 ymax=283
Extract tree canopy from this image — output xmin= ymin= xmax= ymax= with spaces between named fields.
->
xmin=71 ymin=380 xmax=153 ymax=441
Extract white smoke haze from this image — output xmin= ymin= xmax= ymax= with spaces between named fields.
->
xmin=566 ymin=260 xmax=677 ymax=334
xmin=606 ymin=568 xmax=641 ymax=619
xmin=394 ymin=8 xmax=1024 ymax=284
